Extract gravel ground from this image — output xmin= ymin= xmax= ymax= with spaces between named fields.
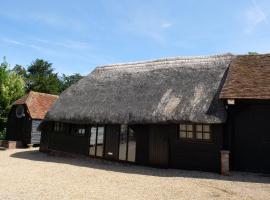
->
xmin=0 ymin=148 xmax=270 ymax=200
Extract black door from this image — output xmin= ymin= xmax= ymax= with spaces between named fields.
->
xmin=148 ymin=125 xmax=169 ymax=168
xmin=233 ymin=105 xmax=270 ymax=173
xmin=104 ymin=125 xmax=119 ymax=160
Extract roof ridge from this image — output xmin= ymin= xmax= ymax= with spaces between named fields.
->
xmin=29 ymin=91 xmax=59 ymax=97
xmin=95 ymin=53 xmax=235 ymax=71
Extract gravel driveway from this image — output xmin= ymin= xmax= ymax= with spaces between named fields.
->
xmin=0 ymin=148 xmax=270 ymax=200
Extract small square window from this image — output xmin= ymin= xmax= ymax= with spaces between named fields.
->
xmin=196 ymin=125 xmax=202 ymax=132
xmin=203 ymin=125 xmax=210 ymax=132
xmin=187 ymin=132 xmax=193 ymax=138
xmin=180 ymin=131 xmax=186 ymax=138
xmin=179 ymin=124 xmax=211 ymax=142
xmin=180 ymin=124 xmax=186 ymax=131
xmin=77 ymin=128 xmax=85 ymax=136
xmin=196 ymin=132 xmax=203 ymax=139
xmin=204 ymin=133 xmax=210 ymax=140
xmin=187 ymin=125 xmax=193 ymax=131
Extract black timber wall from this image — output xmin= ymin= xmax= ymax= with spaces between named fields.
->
xmin=228 ymin=100 xmax=270 ymax=173
xmin=41 ymin=122 xmax=223 ymax=172
xmin=6 ymin=105 xmax=32 ymax=145
xmin=46 ymin=123 xmax=89 ymax=155
xmin=169 ymin=124 xmax=223 ymax=172
xmin=132 ymin=125 xmax=149 ymax=165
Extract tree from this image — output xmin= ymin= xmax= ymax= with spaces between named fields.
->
xmin=61 ymin=73 xmax=84 ymax=91
xmin=0 ymin=57 xmax=25 ymax=138
xmin=248 ymin=52 xmax=259 ymax=55
xmin=26 ymin=59 xmax=62 ymax=94
xmin=12 ymin=64 xmax=27 ymax=78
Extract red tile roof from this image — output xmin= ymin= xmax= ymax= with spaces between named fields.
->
xmin=14 ymin=91 xmax=59 ymax=119
xmin=220 ymin=54 xmax=270 ymax=99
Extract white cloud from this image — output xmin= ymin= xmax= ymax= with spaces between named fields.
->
xmin=244 ymin=1 xmax=268 ymax=33
xmin=1 ymin=38 xmax=41 ymax=50
xmin=1 ymin=11 xmax=88 ymax=32
xmin=1 ymin=38 xmax=25 ymax=46
xmin=33 ymin=38 xmax=91 ymax=50
xmin=161 ymin=22 xmax=172 ymax=29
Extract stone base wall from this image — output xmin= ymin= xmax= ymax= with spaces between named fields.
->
xmin=0 ymin=140 xmax=23 ymax=149
xmin=220 ymin=150 xmax=230 ymax=175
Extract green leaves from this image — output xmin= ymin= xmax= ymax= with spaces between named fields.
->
xmin=0 ymin=57 xmax=84 ymax=136
xmin=23 ymin=59 xmax=83 ymax=94
xmin=26 ymin=59 xmax=62 ymax=94
xmin=0 ymin=57 xmax=25 ymax=136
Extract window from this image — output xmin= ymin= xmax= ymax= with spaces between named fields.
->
xmin=179 ymin=124 xmax=193 ymax=139
xmin=179 ymin=124 xmax=211 ymax=141
xmin=54 ymin=122 xmax=65 ymax=132
xmin=118 ymin=125 xmax=136 ymax=162
xmin=77 ymin=128 xmax=85 ymax=136
xmin=89 ymin=126 xmax=105 ymax=157
xmin=96 ymin=126 xmax=104 ymax=157
xmin=54 ymin=122 xmax=60 ymax=132
xmin=119 ymin=125 xmax=128 ymax=161
xmin=16 ymin=105 xmax=25 ymax=118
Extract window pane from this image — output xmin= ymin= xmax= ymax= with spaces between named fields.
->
xmin=78 ymin=128 xmax=85 ymax=136
xmin=203 ymin=125 xmax=210 ymax=132
xmin=127 ymin=128 xmax=136 ymax=162
xmin=196 ymin=125 xmax=202 ymax=132
xmin=204 ymin=133 xmax=211 ymax=140
xmin=187 ymin=132 xmax=193 ymax=138
xmin=196 ymin=132 xmax=203 ymax=139
xmin=96 ymin=126 xmax=104 ymax=157
xmin=55 ymin=123 xmax=57 ymax=131
xmin=187 ymin=125 xmax=193 ymax=131
xmin=119 ymin=125 xmax=127 ymax=160
xmin=89 ymin=127 xmax=96 ymax=156
xmin=180 ymin=131 xmax=186 ymax=138
xmin=180 ymin=124 xmax=186 ymax=131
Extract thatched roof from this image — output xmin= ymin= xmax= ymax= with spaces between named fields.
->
xmin=14 ymin=91 xmax=58 ymax=119
xmin=220 ymin=54 xmax=270 ymax=99
xmin=45 ymin=54 xmax=234 ymax=124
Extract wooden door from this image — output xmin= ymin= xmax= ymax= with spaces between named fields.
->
xmin=149 ymin=125 xmax=169 ymax=168
xmin=233 ymin=105 xmax=270 ymax=173
xmin=104 ymin=125 xmax=120 ymax=160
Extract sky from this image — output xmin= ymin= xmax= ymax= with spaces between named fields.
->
xmin=0 ymin=0 xmax=269 ymax=75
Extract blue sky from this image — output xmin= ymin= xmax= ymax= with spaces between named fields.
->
xmin=0 ymin=0 xmax=269 ymax=75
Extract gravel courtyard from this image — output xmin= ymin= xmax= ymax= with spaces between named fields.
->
xmin=0 ymin=148 xmax=270 ymax=200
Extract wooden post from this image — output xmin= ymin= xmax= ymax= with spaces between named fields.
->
xmin=221 ymin=150 xmax=230 ymax=175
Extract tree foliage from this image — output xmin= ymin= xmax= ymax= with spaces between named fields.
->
xmin=61 ymin=73 xmax=83 ymax=91
xmin=0 ymin=57 xmax=25 ymax=137
xmin=26 ymin=59 xmax=62 ymax=94
xmin=248 ymin=52 xmax=259 ymax=55
xmin=0 ymin=57 xmax=83 ymax=138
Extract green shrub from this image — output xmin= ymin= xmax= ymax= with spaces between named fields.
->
xmin=0 ymin=129 xmax=6 ymax=140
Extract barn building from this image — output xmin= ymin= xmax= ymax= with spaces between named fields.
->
xmin=39 ymin=54 xmax=270 ymax=174
xmin=220 ymin=54 xmax=270 ymax=173
xmin=6 ymin=91 xmax=58 ymax=146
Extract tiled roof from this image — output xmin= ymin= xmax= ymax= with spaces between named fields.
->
xmin=14 ymin=91 xmax=59 ymax=119
xmin=220 ymin=54 xmax=270 ymax=99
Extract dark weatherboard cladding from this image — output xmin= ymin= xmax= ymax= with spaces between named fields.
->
xmin=40 ymin=53 xmax=270 ymax=174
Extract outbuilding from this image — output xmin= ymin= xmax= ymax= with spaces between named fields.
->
xmin=220 ymin=54 xmax=270 ymax=174
xmin=40 ymin=54 xmax=234 ymax=173
xmin=6 ymin=91 xmax=58 ymax=146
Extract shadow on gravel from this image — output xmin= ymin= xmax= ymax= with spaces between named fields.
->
xmin=11 ymin=149 xmax=270 ymax=184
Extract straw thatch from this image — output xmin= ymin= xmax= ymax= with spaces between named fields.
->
xmin=45 ymin=54 xmax=235 ymax=124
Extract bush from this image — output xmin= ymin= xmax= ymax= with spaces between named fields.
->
xmin=0 ymin=129 xmax=6 ymax=140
